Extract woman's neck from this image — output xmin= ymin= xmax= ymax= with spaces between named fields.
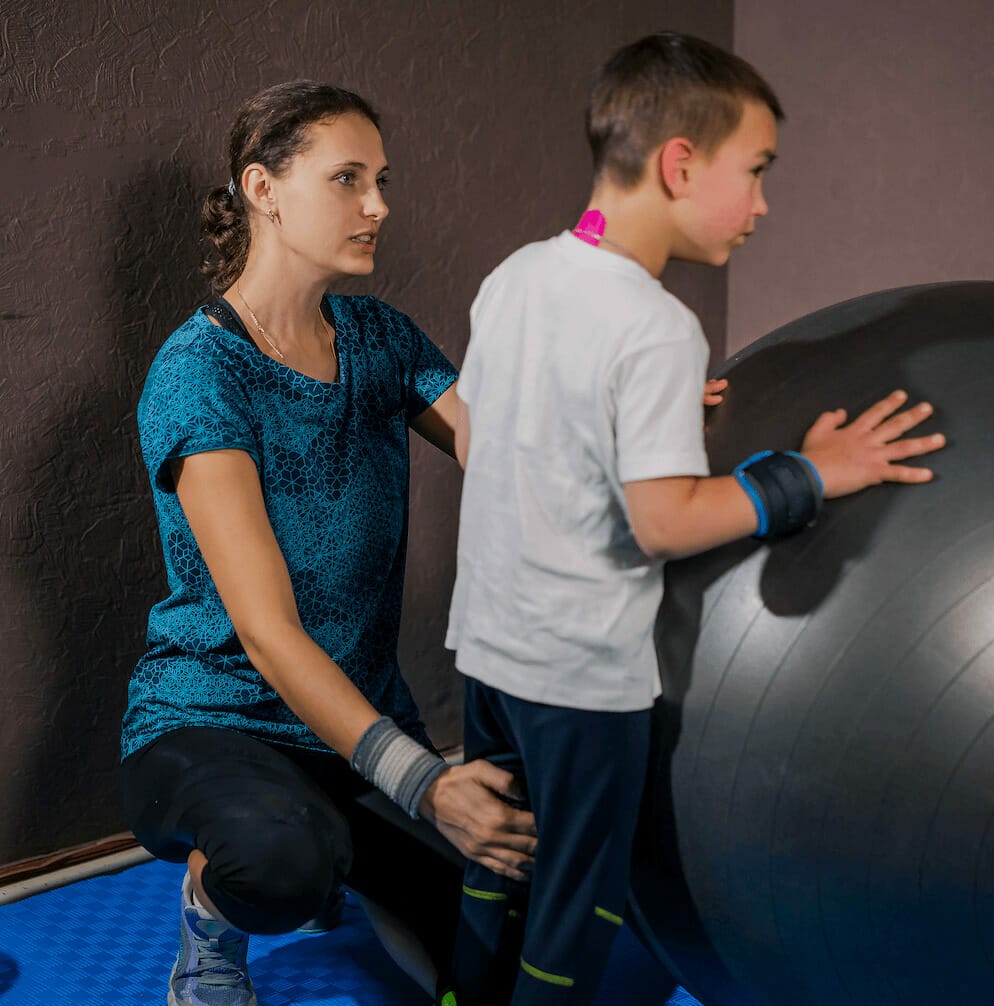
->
xmin=228 ymin=247 xmax=340 ymax=353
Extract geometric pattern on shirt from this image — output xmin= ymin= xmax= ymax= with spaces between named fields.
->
xmin=121 ymin=295 xmax=457 ymax=760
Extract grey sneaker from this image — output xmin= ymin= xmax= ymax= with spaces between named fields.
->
xmin=168 ymin=871 xmax=257 ymax=1006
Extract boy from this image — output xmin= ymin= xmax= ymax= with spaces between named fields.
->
xmin=443 ymin=31 xmax=944 ymax=1006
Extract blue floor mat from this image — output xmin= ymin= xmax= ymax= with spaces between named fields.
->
xmin=0 ymin=859 xmax=699 ymax=1005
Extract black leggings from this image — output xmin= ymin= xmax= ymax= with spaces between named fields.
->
xmin=121 ymin=726 xmax=463 ymax=967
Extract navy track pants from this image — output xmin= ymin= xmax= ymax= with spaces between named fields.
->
xmin=452 ymin=677 xmax=650 ymax=1006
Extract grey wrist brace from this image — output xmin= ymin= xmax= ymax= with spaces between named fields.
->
xmin=350 ymin=716 xmax=447 ymax=819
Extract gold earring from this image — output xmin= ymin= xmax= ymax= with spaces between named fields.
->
xmin=267 ymin=208 xmax=276 ymax=223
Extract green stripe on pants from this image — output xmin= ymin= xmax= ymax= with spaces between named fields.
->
xmin=520 ymin=956 xmax=575 ymax=987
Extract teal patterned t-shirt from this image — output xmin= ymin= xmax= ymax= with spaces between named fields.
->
xmin=121 ymin=295 xmax=457 ymax=760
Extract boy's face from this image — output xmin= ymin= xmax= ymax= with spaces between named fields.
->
xmin=676 ymin=100 xmax=778 ymax=267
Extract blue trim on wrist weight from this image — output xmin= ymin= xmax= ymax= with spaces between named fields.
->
xmin=785 ymin=450 xmax=824 ymax=494
xmin=733 ymin=450 xmax=775 ymax=537
xmin=733 ymin=450 xmax=823 ymax=540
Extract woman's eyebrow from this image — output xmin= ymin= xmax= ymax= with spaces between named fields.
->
xmin=328 ymin=160 xmax=391 ymax=172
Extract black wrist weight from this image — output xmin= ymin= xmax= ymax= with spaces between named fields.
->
xmin=733 ymin=450 xmax=824 ymax=539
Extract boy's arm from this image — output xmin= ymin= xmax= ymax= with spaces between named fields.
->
xmin=625 ymin=473 xmax=758 ymax=559
xmin=454 ymin=385 xmax=471 ymax=470
xmin=625 ymin=390 xmax=945 ymax=560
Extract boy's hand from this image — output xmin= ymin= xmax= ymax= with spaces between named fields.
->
xmin=703 ymin=378 xmax=728 ymax=406
xmin=419 ymin=760 xmax=538 ymax=880
xmin=801 ymin=389 xmax=946 ymax=499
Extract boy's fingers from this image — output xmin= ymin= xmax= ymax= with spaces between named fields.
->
xmin=880 ymin=464 xmax=935 ymax=484
xmin=810 ymin=408 xmax=847 ymax=434
xmin=703 ymin=378 xmax=728 ymax=405
xmin=883 ymin=433 xmax=946 ymax=460
xmin=872 ymin=401 xmax=934 ymax=441
xmin=850 ymin=389 xmax=909 ymax=431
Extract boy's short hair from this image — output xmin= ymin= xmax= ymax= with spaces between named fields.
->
xmin=586 ymin=31 xmax=784 ymax=188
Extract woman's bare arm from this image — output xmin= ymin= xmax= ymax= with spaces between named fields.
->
xmin=174 ymin=448 xmax=380 ymax=755
xmin=410 ymin=384 xmax=459 ymax=459
xmin=174 ymin=447 xmax=536 ymax=877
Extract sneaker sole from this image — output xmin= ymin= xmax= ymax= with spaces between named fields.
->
xmin=167 ymin=988 xmax=258 ymax=1006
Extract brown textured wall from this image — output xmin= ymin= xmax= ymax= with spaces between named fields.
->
xmin=729 ymin=0 xmax=994 ymax=354
xmin=0 ymin=0 xmax=731 ymax=865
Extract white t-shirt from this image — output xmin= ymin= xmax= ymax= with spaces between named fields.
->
xmin=445 ymin=231 xmax=710 ymax=711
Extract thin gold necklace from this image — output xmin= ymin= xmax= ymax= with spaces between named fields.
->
xmin=236 ymin=283 xmax=287 ymax=361
xmin=235 ymin=284 xmax=336 ymax=367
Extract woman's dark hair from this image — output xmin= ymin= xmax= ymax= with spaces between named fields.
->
xmin=201 ymin=81 xmax=380 ymax=293
xmin=587 ymin=32 xmax=783 ymax=188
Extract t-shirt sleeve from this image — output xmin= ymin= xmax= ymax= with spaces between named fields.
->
xmin=138 ymin=337 xmax=259 ymax=493
xmin=372 ymin=300 xmax=458 ymax=418
xmin=611 ymin=320 xmax=711 ymax=484
xmin=454 ymin=273 xmax=494 ymax=408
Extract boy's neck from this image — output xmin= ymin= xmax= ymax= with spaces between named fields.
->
xmin=581 ymin=182 xmax=675 ymax=279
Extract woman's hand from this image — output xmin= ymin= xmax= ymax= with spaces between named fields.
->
xmin=703 ymin=378 xmax=728 ymax=406
xmin=419 ymin=760 xmax=538 ymax=880
xmin=802 ymin=389 xmax=946 ymax=498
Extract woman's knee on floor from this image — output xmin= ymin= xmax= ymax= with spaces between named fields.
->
xmin=200 ymin=807 xmax=352 ymax=934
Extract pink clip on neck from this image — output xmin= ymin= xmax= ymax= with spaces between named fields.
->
xmin=572 ymin=209 xmax=606 ymax=246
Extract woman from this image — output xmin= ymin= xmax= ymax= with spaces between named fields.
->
xmin=120 ymin=81 xmax=536 ymax=1006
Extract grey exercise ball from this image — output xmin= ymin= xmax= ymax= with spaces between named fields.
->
xmin=629 ymin=282 xmax=994 ymax=1006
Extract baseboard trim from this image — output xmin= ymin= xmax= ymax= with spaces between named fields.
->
xmin=0 ymin=833 xmax=153 ymax=905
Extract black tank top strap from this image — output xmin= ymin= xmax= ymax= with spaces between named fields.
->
xmin=201 ymin=297 xmax=253 ymax=344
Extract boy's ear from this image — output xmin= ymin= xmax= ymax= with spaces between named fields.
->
xmin=659 ymin=137 xmax=695 ymax=198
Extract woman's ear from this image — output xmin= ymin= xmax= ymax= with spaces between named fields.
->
xmin=241 ymin=164 xmax=275 ymax=217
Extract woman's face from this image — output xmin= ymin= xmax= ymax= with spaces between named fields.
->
xmin=263 ymin=113 xmax=390 ymax=278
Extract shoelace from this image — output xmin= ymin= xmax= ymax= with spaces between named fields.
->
xmin=188 ymin=924 xmax=248 ymax=987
